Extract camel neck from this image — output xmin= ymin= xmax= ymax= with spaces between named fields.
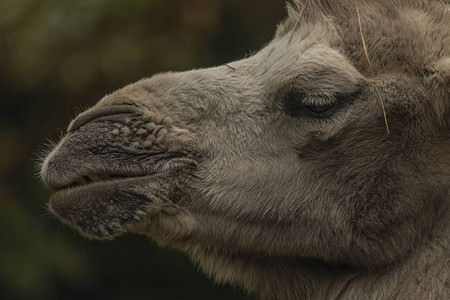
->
xmin=188 ymin=211 xmax=449 ymax=299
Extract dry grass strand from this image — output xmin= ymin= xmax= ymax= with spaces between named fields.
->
xmin=287 ymin=3 xmax=306 ymax=46
xmin=356 ymin=4 xmax=390 ymax=134
xmin=224 ymin=63 xmax=236 ymax=71
xmin=241 ymin=73 xmax=251 ymax=85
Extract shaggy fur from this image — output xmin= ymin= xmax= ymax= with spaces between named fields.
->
xmin=40 ymin=0 xmax=449 ymax=299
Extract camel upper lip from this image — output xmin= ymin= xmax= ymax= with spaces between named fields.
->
xmin=67 ymin=105 xmax=141 ymax=133
xmin=42 ymin=104 xmax=195 ymax=192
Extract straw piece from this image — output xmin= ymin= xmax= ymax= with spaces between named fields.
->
xmin=356 ymin=4 xmax=390 ymax=134
xmin=224 ymin=63 xmax=236 ymax=71
xmin=287 ymin=3 xmax=306 ymax=46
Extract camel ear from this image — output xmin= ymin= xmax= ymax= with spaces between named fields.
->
xmin=424 ymin=57 xmax=450 ymax=117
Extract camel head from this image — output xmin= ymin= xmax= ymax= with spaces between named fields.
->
xmin=40 ymin=0 xmax=449 ymax=298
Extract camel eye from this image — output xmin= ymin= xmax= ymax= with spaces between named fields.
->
xmin=304 ymin=102 xmax=336 ymax=115
xmin=284 ymin=92 xmax=341 ymax=118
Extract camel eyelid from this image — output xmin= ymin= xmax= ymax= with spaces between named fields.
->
xmin=283 ymin=89 xmax=359 ymax=118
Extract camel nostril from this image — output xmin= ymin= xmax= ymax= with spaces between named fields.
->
xmin=67 ymin=105 xmax=141 ymax=133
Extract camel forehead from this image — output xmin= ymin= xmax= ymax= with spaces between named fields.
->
xmin=279 ymin=0 xmax=450 ymax=74
xmin=250 ymin=48 xmax=362 ymax=109
xmin=280 ymin=0 xmax=448 ymax=31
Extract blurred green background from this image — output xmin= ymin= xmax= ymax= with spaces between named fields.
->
xmin=0 ymin=0 xmax=286 ymax=299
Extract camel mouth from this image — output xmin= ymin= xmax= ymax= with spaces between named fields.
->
xmin=47 ymin=153 xmax=191 ymax=239
xmin=51 ymin=174 xmax=153 ymax=196
xmin=56 ymin=173 xmax=131 ymax=191
xmin=51 ymin=152 xmax=185 ymax=192
xmin=40 ymin=102 xmax=197 ymax=239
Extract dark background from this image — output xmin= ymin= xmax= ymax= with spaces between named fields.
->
xmin=0 ymin=0 xmax=286 ymax=299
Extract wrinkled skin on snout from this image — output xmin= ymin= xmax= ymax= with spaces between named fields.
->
xmin=41 ymin=1 xmax=449 ymax=299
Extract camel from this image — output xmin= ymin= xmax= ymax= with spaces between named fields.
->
xmin=40 ymin=0 xmax=449 ymax=299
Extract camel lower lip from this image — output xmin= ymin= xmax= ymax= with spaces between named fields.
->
xmin=48 ymin=174 xmax=168 ymax=239
xmin=49 ymin=175 xmax=155 ymax=212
